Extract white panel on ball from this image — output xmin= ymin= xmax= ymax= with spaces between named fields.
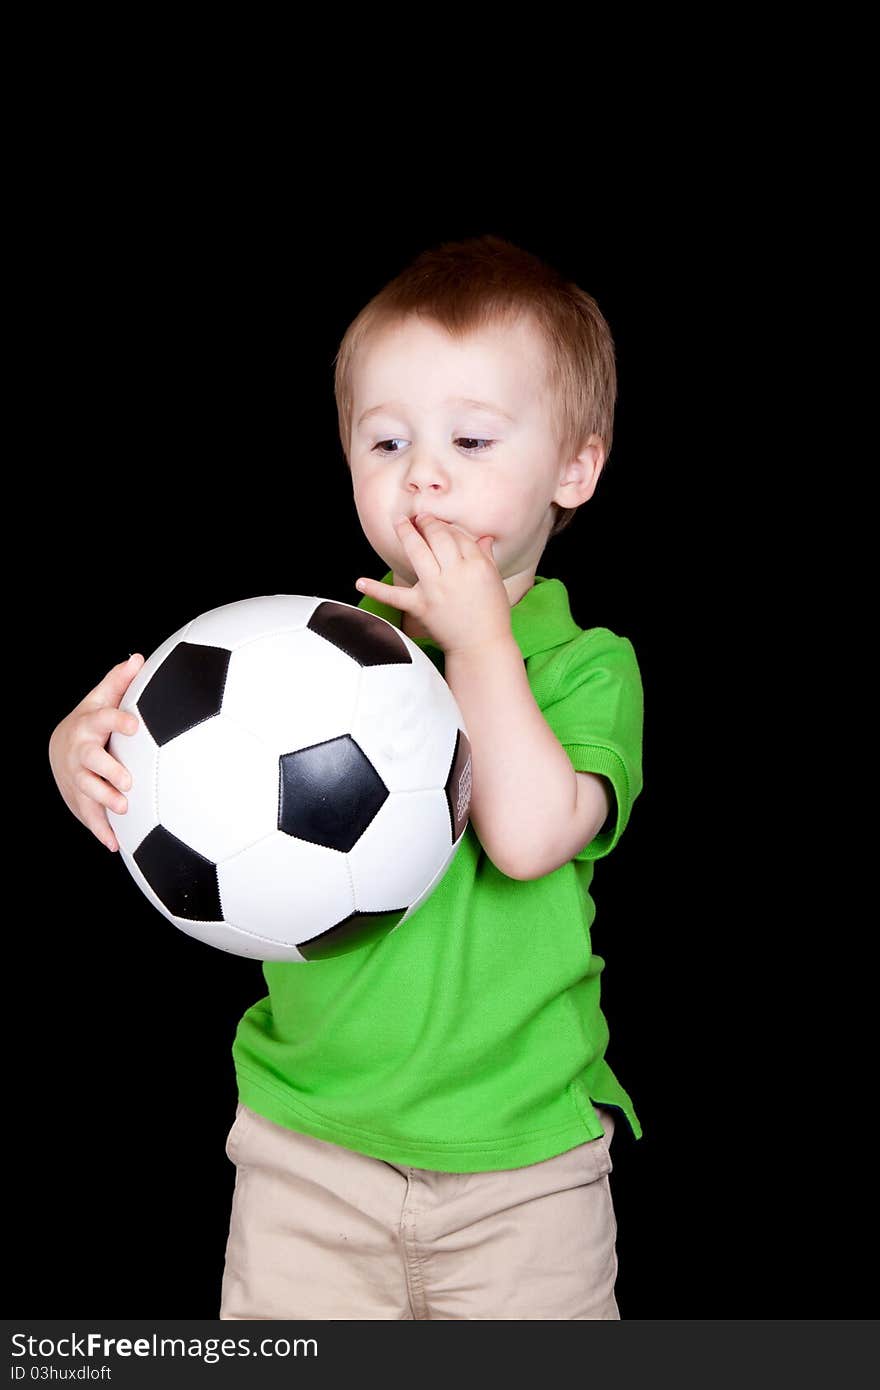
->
xmin=353 ymin=658 xmax=461 ymax=793
xmin=348 ymin=790 xmax=454 ymax=909
xmin=218 ymin=832 xmax=355 ymax=953
xmin=222 ymin=628 xmax=361 ymax=754
xmin=159 ymin=716 xmax=280 ymax=863
xmin=184 ymin=594 xmax=317 ymax=649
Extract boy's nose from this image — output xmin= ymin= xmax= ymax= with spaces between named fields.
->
xmin=408 ymin=478 xmax=447 ymax=499
xmin=404 ymin=450 xmax=451 ymax=483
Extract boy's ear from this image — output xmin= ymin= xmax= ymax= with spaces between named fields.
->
xmin=553 ymin=434 xmax=606 ymax=509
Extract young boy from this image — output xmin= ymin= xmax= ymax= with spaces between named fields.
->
xmin=47 ymin=234 xmax=644 ymax=1320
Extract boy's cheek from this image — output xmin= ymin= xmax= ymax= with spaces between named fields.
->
xmin=354 ymin=473 xmax=393 ymax=522
xmin=351 ymin=489 xmax=388 ymax=546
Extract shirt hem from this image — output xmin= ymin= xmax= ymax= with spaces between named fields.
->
xmin=234 ymin=1063 xmax=627 ymax=1172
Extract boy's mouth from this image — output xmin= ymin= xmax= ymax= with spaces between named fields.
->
xmin=399 ymin=515 xmax=485 ymax=543
xmin=408 ymin=515 xmax=461 ymax=531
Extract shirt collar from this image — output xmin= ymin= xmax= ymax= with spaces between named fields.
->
xmin=356 ymin=571 xmax=582 ymax=660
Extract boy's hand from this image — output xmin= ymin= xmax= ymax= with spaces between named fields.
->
xmin=356 ymin=514 xmax=512 ymax=656
xmin=47 ymin=653 xmax=146 ymax=853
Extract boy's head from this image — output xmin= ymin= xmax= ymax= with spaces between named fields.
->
xmin=334 ymin=235 xmax=617 ymax=592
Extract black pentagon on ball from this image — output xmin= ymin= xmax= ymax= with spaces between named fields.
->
xmin=279 ymin=734 xmax=389 ymax=852
xmin=445 ymin=728 xmax=473 ymax=842
xmin=138 ymin=641 xmax=232 ymax=747
xmin=134 ymin=824 xmax=223 ymax=922
xmin=297 ymin=906 xmax=409 ymax=961
xmin=308 ymin=601 xmax=412 ymax=666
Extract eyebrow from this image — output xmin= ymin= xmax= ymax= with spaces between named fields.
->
xmin=357 ymin=396 xmax=516 ymax=428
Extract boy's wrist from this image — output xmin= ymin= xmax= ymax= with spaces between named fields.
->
xmin=444 ymin=633 xmax=521 ymax=665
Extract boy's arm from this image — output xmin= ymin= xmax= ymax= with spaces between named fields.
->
xmin=444 ymin=635 xmax=610 ymax=880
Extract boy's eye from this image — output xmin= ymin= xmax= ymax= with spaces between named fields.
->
xmin=371 ymin=438 xmax=495 ymax=456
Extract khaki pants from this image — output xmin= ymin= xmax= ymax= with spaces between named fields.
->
xmin=219 ymin=1101 xmax=620 ymax=1320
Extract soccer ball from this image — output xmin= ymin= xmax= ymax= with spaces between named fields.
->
xmin=106 ymin=594 xmax=472 ymax=962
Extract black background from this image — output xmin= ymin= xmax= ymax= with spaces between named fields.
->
xmin=21 ymin=149 xmax=863 ymax=1319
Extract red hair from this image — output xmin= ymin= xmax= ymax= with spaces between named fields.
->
xmin=333 ymin=234 xmax=618 ymax=539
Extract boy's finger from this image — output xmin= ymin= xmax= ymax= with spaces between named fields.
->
xmin=82 ymin=804 xmax=118 ymax=852
xmin=396 ymin=514 xmax=440 ymax=559
xmin=410 ymin=514 xmax=464 ymax=562
xmin=78 ymin=768 xmax=128 ymax=815
xmin=90 ymin=706 xmax=139 ymax=739
xmin=82 ymin=743 xmax=132 ymax=793
xmin=89 ymin=653 xmax=145 ymax=710
xmin=355 ymin=577 xmax=415 ymax=612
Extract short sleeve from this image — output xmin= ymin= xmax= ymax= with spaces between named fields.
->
xmin=539 ymin=628 xmax=644 ymax=861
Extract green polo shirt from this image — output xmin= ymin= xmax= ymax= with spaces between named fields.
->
xmin=230 ymin=572 xmax=645 ymax=1170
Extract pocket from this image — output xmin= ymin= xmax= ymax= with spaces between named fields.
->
xmin=582 ymin=1129 xmax=613 ymax=1183
xmin=573 ymin=1108 xmax=615 ymax=1183
xmin=593 ymin=1104 xmax=616 ymax=1150
xmin=224 ymin=1101 xmax=252 ymax=1164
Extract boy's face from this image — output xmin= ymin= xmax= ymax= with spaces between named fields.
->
xmin=348 ymin=315 xmax=602 ymax=596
